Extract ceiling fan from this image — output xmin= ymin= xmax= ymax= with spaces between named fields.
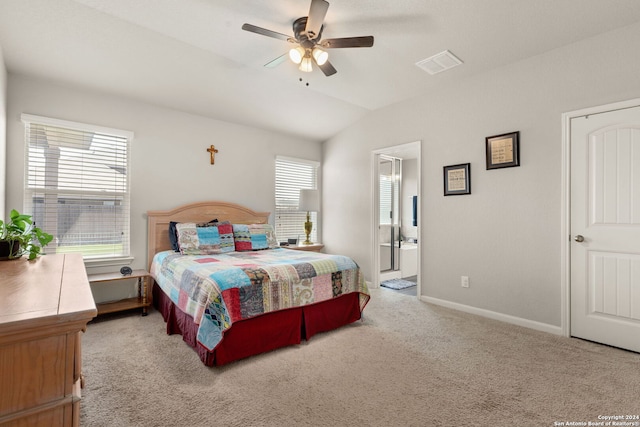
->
xmin=241 ymin=0 xmax=374 ymax=76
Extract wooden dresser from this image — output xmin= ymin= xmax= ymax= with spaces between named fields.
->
xmin=0 ymin=254 xmax=97 ymax=426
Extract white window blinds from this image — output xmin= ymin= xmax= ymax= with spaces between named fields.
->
xmin=379 ymin=174 xmax=393 ymax=225
xmin=275 ymin=156 xmax=319 ymax=243
xmin=22 ymin=114 xmax=133 ymax=260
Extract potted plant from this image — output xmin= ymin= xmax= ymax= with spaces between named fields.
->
xmin=0 ymin=209 xmax=54 ymax=260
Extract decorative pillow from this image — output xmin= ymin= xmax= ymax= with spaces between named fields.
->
xmin=169 ymin=219 xmax=218 ymax=251
xmin=169 ymin=221 xmax=180 ymax=251
xmin=176 ymin=221 xmax=234 ymax=255
xmin=233 ymin=224 xmax=278 ymax=251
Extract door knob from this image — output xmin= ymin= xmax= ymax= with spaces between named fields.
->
xmin=574 ymin=235 xmax=585 ymax=242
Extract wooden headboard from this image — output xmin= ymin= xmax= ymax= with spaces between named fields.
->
xmin=146 ymin=201 xmax=270 ymax=269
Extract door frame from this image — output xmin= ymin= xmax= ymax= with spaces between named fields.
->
xmin=371 ymin=141 xmax=422 ymax=295
xmin=561 ymin=97 xmax=640 ymax=338
xmin=378 ymin=154 xmax=402 ymax=277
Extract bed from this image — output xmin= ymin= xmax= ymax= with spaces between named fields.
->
xmin=147 ymin=201 xmax=370 ymax=366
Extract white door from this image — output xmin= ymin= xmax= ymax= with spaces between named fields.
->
xmin=570 ymin=105 xmax=640 ymax=352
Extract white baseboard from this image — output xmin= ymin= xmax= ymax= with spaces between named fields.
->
xmin=420 ymin=296 xmax=563 ymax=336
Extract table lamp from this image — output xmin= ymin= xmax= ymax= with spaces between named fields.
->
xmin=298 ymin=189 xmax=319 ymax=245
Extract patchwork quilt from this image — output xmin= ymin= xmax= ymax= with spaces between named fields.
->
xmin=150 ymin=248 xmax=370 ymax=351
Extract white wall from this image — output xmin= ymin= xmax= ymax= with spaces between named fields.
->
xmin=322 ymin=22 xmax=640 ymax=328
xmin=0 ymin=44 xmax=6 ymax=221
xmin=401 ymin=158 xmax=418 ymax=241
xmin=6 ymin=74 xmax=320 ymax=302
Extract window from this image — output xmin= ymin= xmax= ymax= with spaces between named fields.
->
xmin=379 ymin=157 xmax=400 ymax=226
xmin=379 ymin=174 xmax=393 ymax=225
xmin=275 ymin=156 xmax=319 ymax=243
xmin=22 ymin=114 xmax=133 ymax=260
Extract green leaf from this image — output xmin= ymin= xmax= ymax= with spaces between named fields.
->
xmin=2 ymin=209 xmax=53 ymax=260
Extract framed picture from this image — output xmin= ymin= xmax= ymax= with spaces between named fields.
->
xmin=443 ymin=163 xmax=471 ymax=196
xmin=486 ymin=131 xmax=520 ymax=170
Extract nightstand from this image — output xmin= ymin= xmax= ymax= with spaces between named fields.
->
xmin=287 ymin=243 xmax=324 ymax=252
xmin=88 ymin=269 xmax=152 ymax=316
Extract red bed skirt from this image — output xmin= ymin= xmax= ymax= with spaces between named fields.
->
xmin=153 ymin=284 xmax=363 ymax=366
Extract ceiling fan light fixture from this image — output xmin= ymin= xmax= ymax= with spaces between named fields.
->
xmin=299 ymin=56 xmax=313 ymax=72
xmin=312 ymin=47 xmax=328 ymax=65
xmin=242 ymin=0 xmax=375 ymax=77
xmin=289 ymin=46 xmax=305 ymax=64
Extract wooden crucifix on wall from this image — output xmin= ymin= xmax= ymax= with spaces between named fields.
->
xmin=207 ymin=145 xmax=219 ymax=165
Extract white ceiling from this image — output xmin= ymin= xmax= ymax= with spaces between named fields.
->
xmin=1 ymin=0 xmax=640 ymax=141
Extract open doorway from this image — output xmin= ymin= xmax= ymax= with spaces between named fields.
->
xmin=372 ymin=141 xmax=421 ymax=297
xmin=378 ymin=155 xmax=402 ymax=278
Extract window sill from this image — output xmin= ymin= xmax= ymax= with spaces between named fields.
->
xmin=83 ymin=256 xmax=134 ymax=268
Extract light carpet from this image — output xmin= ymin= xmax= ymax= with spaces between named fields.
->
xmin=80 ymin=288 xmax=640 ymax=426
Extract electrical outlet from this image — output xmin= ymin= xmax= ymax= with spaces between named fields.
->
xmin=461 ymin=276 xmax=470 ymax=288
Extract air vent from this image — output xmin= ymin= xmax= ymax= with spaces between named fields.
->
xmin=415 ymin=50 xmax=463 ymax=75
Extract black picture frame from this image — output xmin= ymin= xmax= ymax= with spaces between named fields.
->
xmin=486 ymin=131 xmax=520 ymax=170
xmin=443 ymin=163 xmax=471 ymax=196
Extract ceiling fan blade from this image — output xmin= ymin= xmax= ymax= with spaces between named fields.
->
xmin=321 ymin=36 xmax=374 ymax=48
xmin=242 ymin=23 xmax=294 ymax=42
xmin=305 ymin=0 xmax=329 ymax=40
xmin=317 ymin=59 xmax=337 ymax=77
xmin=264 ymin=53 xmax=289 ymax=68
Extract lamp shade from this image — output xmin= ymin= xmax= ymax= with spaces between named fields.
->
xmin=298 ymin=189 xmax=319 ymax=212
xmin=289 ymin=47 xmax=304 ymax=64
xmin=299 ymin=56 xmax=313 ymax=72
xmin=312 ymin=48 xmax=328 ymax=65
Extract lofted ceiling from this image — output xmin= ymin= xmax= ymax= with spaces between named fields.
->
xmin=1 ymin=0 xmax=640 ymax=141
